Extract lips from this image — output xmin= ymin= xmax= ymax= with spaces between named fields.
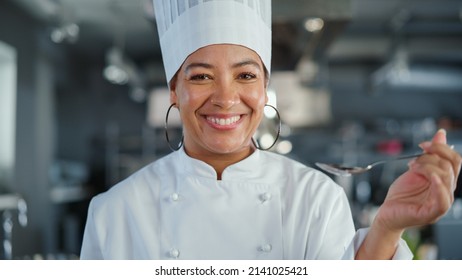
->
xmin=206 ymin=115 xmax=241 ymax=126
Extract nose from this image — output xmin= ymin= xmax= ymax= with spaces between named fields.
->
xmin=210 ymin=80 xmax=240 ymax=109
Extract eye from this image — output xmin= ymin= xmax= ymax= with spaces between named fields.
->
xmin=238 ymin=72 xmax=257 ymax=80
xmin=189 ymin=74 xmax=212 ymax=81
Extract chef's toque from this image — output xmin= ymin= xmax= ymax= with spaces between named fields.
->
xmin=153 ymin=0 xmax=272 ymax=85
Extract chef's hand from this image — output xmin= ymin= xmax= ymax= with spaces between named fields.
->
xmin=377 ymin=128 xmax=461 ymax=231
xmin=356 ymin=129 xmax=461 ymax=259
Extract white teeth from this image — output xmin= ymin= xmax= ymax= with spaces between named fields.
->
xmin=207 ymin=115 xmax=241 ymax=126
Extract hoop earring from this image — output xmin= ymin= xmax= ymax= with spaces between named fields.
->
xmin=252 ymin=104 xmax=281 ymax=151
xmin=165 ymin=103 xmax=183 ymax=151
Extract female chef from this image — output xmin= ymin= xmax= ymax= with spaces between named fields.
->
xmin=80 ymin=0 xmax=461 ymax=259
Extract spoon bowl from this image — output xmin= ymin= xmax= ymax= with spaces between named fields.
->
xmin=315 ymin=153 xmax=424 ymax=177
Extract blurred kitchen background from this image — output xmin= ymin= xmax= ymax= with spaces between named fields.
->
xmin=1 ymin=0 xmax=462 ymax=260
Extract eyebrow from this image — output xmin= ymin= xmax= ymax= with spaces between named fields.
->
xmin=184 ymin=59 xmax=262 ymax=73
xmin=184 ymin=62 xmax=213 ymax=73
xmin=231 ymin=59 xmax=262 ymax=70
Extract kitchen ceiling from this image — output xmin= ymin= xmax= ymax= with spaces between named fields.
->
xmin=8 ymin=0 xmax=462 ymax=82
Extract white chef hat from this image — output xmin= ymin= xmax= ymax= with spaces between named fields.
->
xmin=153 ymin=0 xmax=272 ymax=84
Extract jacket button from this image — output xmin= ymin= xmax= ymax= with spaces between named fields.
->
xmin=260 ymin=192 xmax=272 ymax=203
xmin=260 ymin=244 xmax=272 ymax=253
xmin=169 ymin=248 xmax=180 ymax=258
xmin=170 ymin=193 xmax=180 ymax=202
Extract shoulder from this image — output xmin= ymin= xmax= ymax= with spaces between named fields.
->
xmin=261 ymin=151 xmax=339 ymax=185
xmin=259 ymin=151 xmax=345 ymax=201
xmin=89 ymin=153 xmax=176 ymax=212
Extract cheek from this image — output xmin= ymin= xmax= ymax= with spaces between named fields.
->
xmin=179 ymin=93 xmax=206 ymax=113
xmin=176 ymin=88 xmax=209 ymax=120
xmin=245 ymin=87 xmax=267 ymax=111
xmin=175 ymin=85 xmax=196 ymax=107
xmin=175 ymin=80 xmax=209 ymax=104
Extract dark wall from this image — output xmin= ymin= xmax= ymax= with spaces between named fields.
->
xmin=329 ymin=63 xmax=462 ymax=123
xmin=55 ymin=55 xmax=147 ymax=188
xmin=0 ymin=1 xmax=54 ymax=256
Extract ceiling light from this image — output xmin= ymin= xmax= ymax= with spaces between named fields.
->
xmin=304 ymin=18 xmax=324 ymax=32
xmin=50 ymin=23 xmax=80 ymax=44
xmin=103 ymin=47 xmax=129 ymax=85
xmin=103 ymin=65 xmax=129 ymax=85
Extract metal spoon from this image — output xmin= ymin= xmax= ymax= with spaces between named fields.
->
xmin=315 ymin=152 xmax=424 ymax=177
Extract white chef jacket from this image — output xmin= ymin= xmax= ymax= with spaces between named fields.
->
xmin=80 ymin=147 xmax=412 ymax=260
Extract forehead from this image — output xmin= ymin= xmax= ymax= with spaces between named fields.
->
xmin=182 ymin=44 xmax=264 ymax=68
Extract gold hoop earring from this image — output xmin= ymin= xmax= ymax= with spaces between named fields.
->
xmin=165 ymin=103 xmax=183 ymax=151
xmin=252 ymin=104 xmax=281 ymax=151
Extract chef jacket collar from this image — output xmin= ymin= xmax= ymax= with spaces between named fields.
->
xmin=177 ymin=146 xmax=262 ymax=181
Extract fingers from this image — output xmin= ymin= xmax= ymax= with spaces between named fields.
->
xmin=413 ymin=128 xmax=461 ymax=199
xmin=408 ymin=159 xmax=455 ymax=216
xmin=431 ymin=128 xmax=447 ymax=145
xmin=419 ymin=130 xmax=462 ymax=182
xmin=409 ymin=155 xmax=455 ymax=191
xmin=429 ymin=173 xmax=453 ymax=219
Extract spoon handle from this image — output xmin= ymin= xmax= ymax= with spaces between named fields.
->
xmin=369 ymin=152 xmax=424 ymax=168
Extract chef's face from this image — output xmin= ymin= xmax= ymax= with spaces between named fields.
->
xmin=170 ymin=44 xmax=268 ymax=160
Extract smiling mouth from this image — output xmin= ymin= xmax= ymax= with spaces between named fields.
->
xmin=206 ymin=115 xmax=241 ymax=126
